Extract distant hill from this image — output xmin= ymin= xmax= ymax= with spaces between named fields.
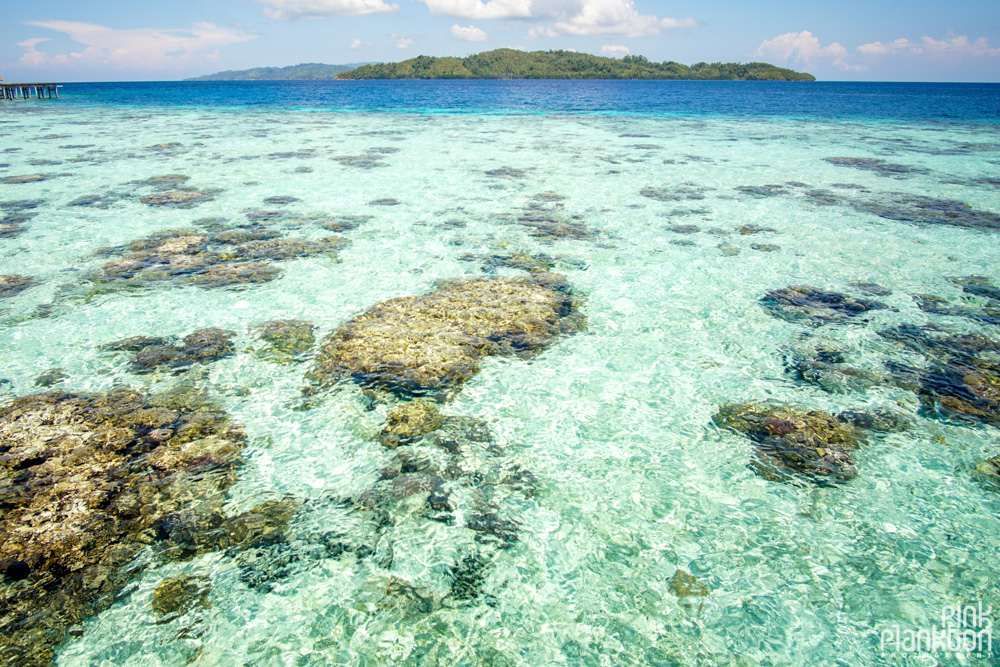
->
xmin=336 ymin=49 xmax=815 ymax=81
xmin=185 ymin=63 xmax=367 ymax=81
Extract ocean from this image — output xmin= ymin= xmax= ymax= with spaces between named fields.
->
xmin=1 ymin=80 xmax=999 ymax=666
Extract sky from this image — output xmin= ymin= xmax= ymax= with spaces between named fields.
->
xmin=1 ymin=0 xmax=998 ymax=82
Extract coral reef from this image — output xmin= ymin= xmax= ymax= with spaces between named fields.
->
xmin=102 ymin=328 xmax=236 ymax=375
xmin=378 ymin=399 xmax=447 ymax=448
xmin=881 ymin=326 xmax=1000 ymax=427
xmin=0 ymin=276 xmax=38 ymax=299
xmin=824 ymin=157 xmax=929 ymax=178
xmin=308 ymin=275 xmax=583 ymax=397
xmin=151 ymin=574 xmax=211 ymax=620
xmin=713 ymin=402 xmax=865 ymax=483
xmin=851 ymin=194 xmax=1000 ymax=231
xmin=0 ymin=388 xmax=246 ymax=664
xmin=32 ymin=368 xmax=67 ymax=388
xmin=1 ymin=175 xmax=52 ymax=185
xmin=784 ymin=337 xmax=888 ymax=394
xmin=251 ymin=319 xmax=316 ymax=364
xmin=87 ymin=226 xmax=345 ymax=294
xmin=761 ymin=285 xmax=890 ymax=326
xmin=139 ymin=190 xmax=219 ymax=209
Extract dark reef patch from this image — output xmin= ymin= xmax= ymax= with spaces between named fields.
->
xmin=761 ymin=285 xmax=890 ymax=326
xmin=825 ymin=157 xmax=929 ymax=178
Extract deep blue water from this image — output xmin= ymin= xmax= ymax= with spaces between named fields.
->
xmin=58 ymin=80 xmax=1000 ymax=121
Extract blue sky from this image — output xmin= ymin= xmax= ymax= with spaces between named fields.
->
xmin=1 ymin=0 xmax=998 ymax=82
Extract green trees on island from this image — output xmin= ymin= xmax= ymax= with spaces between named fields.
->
xmin=187 ymin=50 xmax=815 ymax=82
xmin=336 ymin=49 xmax=816 ymax=81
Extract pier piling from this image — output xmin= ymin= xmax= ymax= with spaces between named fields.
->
xmin=1 ymin=83 xmax=61 ymax=101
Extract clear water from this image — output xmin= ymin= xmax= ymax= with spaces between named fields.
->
xmin=1 ymin=82 xmax=999 ymax=666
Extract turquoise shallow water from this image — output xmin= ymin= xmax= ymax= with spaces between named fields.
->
xmin=1 ymin=86 xmax=1000 ymax=666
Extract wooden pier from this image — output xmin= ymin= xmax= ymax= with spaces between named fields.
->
xmin=1 ymin=83 xmax=61 ymax=101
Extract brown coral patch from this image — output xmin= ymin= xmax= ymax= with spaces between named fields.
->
xmin=0 ymin=388 xmax=246 ymax=663
xmin=713 ymin=402 xmax=864 ymax=483
xmin=308 ymin=275 xmax=583 ymax=397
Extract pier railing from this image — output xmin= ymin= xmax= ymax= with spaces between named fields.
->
xmin=1 ymin=83 xmax=61 ymax=101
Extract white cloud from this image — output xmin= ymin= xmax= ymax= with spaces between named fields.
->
xmin=16 ymin=38 xmax=61 ymax=67
xmin=254 ymin=0 xmax=398 ymax=19
xmin=349 ymin=38 xmax=373 ymax=49
xmin=756 ymin=30 xmax=1000 ymax=74
xmin=601 ymin=44 xmax=628 ymax=57
xmin=754 ymin=31 xmax=848 ymax=65
xmin=418 ymin=0 xmax=531 ymax=20
xmin=19 ymin=21 xmax=255 ymax=70
xmin=554 ymin=1 xmax=697 ymax=38
xmin=417 ymin=0 xmax=697 ymax=37
xmin=527 ymin=26 xmax=558 ymax=39
xmin=858 ymin=34 xmax=1000 ymax=59
xmin=451 ymin=24 xmax=488 ymax=42
xmin=392 ymin=33 xmax=415 ymax=48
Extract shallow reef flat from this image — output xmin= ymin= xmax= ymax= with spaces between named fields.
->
xmin=1 ymin=94 xmax=1000 ymax=666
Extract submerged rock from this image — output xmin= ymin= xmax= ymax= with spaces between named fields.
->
xmin=824 ymin=157 xmax=929 ymax=178
xmin=0 ymin=275 xmax=38 ymax=298
xmin=33 ymin=368 xmax=68 ymax=388
xmin=735 ymin=185 xmax=787 ymax=198
xmin=0 ymin=388 xmax=245 ymax=663
xmin=470 ymin=252 xmax=557 ymax=273
xmin=315 ymin=214 xmax=373 ymax=232
xmin=974 ymin=455 xmax=1000 ymax=482
xmin=448 ymin=552 xmax=490 ymax=601
xmin=104 ymin=327 xmax=236 ymax=375
xmin=880 ymin=326 xmax=1000 ymax=427
xmin=761 ymin=285 xmax=890 ymax=326
xmin=151 ymin=574 xmax=211 ymax=620
xmin=308 ymin=275 xmax=583 ymax=397
xmin=0 ymin=221 xmax=28 ymax=239
xmin=640 ymin=186 xmax=708 ymax=202
xmin=209 ymin=227 xmax=282 ymax=245
xmin=848 ymin=281 xmax=893 ymax=297
xmin=785 ymin=337 xmax=888 ymax=393
xmin=851 ymin=194 xmax=1000 ymax=231
xmin=378 ymin=400 xmax=447 ymax=448
xmin=251 ymin=319 xmax=316 ymax=364
xmin=132 ymin=174 xmax=190 ymax=190
xmin=713 ymin=402 xmax=864 ymax=483
xmin=836 ymin=408 xmax=913 ymax=433
xmin=514 ymin=200 xmax=595 ymax=240
xmin=333 ymin=154 xmax=387 ymax=169
xmin=913 ymin=294 xmax=1000 ymax=326
xmin=233 ymin=236 xmax=346 ymax=261
xmin=671 ymin=569 xmax=710 ymax=597
xmin=186 ymin=262 xmax=282 ymax=288
xmin=1 ymin=174 xmax=52 ymax=185
xmin=736 ymin=225 xmax=777 ymax=235
xmin=953 ymin=275 xmax=1000 ymax=302
xmin=87 ymin=223 xmax=345 ymax=294
xmin=484 ymin=167 xmax=528 ymax=179
xmin=156 ymin=498 xmax=300 ymax=561
xmin=262 ymin=196 xmax=300 ymax=205
xmin=140 ymin=189 xmax=219 ymax=209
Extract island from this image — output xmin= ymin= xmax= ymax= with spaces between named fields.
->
xmin=186 ymin=62 xmax=365 ymax=81
xmin=188 ymin=49 xmax=815 ymax=82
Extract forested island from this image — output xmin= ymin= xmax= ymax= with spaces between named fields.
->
xmin=339 ymin=50 xmax=814 ymax=80
xmin=189 ymin=49 xmax=815 ymax=82
xmin=186 ymin=62 xmax=364 ymax=81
